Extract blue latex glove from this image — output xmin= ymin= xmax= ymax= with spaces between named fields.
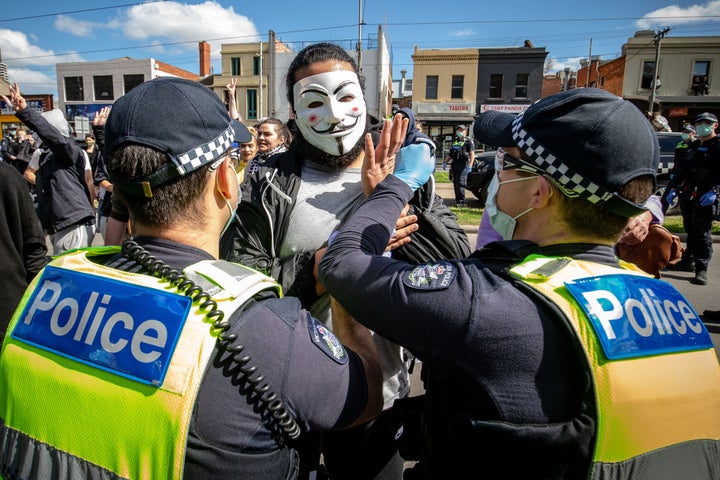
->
xmin=665 ymin=189 xmax=677 ymax=205
xmin=699 ymin=191 xmax=717 ymax=207
xmin=460 ymin=166 xmax=472 ymax=187
xmin=393 ymin=143 xmax=435 ymax=191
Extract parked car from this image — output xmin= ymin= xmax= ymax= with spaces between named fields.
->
xmin=464 ymin=132 xmax=682 ymax=210
xmin=463 ymin=151 xmax=497 ymax=206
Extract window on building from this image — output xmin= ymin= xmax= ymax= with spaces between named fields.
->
xmin=253 ymin=56 xmax=261 ymax=76
xmin=451 ymin=75 xmax=464 ymax=99
xmin=514 ymin=74 xmax=529 ymax=98
xmin=641 ymin=61 xmax=655 ymax=89
xmin=231 ymin=57 xmax=241 ymax=76
xmin=425 ymin=75 xmax=438 ymax=99
xmin=247 ymin=89 xmax=257 ymax=120
xmin=489 ymin=74 xmax=503 ymax=98
xmin=405 ymin=78 xmax=413 ymax=92
xmin=93 ymin=75 xmax=114 ymax=101
xmin=693 ymin=60 xmax=710 ymax=78
xmin=599 ymin=76 xmax=605 ymax=87
xmin=123 ymin=74 xmax=144 ymax=94
xmin=64 ymin=76 xmax=84 ymax=102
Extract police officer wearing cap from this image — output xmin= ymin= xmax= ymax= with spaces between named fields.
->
xmin=319 ymin=89 xmax=720 ymax=479
xmin=662 ymin=124 xmax=695 ymax=213
xmin=445 ymin=124 xmax=474 ymax=206
xmin=0 ymin=78 xmax=384 ymax=479
xmin=665 ymin=112 xmax=720 ymax=285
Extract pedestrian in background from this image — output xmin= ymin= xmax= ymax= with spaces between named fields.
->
xmin=320 ymin=88 xmax=720 ymax=479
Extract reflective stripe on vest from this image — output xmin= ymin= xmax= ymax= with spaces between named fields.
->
xmin=509 ymin=255 xmax=720 ymax=473
xmin=0 ymin=247 xmax=282 ymax=480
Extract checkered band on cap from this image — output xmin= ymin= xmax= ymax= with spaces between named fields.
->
xmin=172 ymin=123 xmax=235 ymax=175
xmin=510 ymin=113 xmax=615 ymax=206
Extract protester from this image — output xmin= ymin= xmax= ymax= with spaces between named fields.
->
xmin=221 ymin=42 xmax=470 ymax=479
xmin=3 ymin=83 xmax=96 ymax=255
xmin=320 ymin=88 xmax=720 ymax=479
xmin=246 ymin=117 xmax=291 ymax=175
xmin=0 ymin=77 xmax=383 ymax=479
xmin=0 ymin=162 xmax=48 ymax=340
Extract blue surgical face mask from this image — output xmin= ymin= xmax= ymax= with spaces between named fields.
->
xmin=681 ymin=133 xmax=691 ymax=141
xmin=483 ymin=173 xmax=538 ymax=240
xmin=696 ymin=124 xmax=714 ymax=137
xmin=456 ymin=131 xmax=464 ymax=138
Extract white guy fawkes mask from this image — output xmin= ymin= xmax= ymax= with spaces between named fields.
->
xmin=293 ymin=70 xmax=367 ymax=156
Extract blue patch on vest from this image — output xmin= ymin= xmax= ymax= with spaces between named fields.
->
xmin=307 ymin=316 xmax=348 ymax=364
xmin=12 ymin=266 xmax=191 ymax=386
xmin=565 ymin=274 xmax=713 ymax=360
xmin=404 ymin=262 xmax=457 ymax=290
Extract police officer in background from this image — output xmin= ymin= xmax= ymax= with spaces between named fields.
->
xmin=0 ymin=77 xmax=384 ymax=479
xmin=664 ymin=112 xmax=720 ymax=285
xmin=445 ymin=124 xmax=474 ymax=206
xmin=319 ymin=89 xmax=720 ymax=479
xmin=661 ymin=123 xmax=695 ymax=213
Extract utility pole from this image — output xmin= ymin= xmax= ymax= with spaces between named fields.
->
xmin=356 ymin=0 xmax=363 ymax=71
xmin=649 ymin=27 xmax=670 ymax=116
xmin=258 ymin=41 xmax=263 ymax=120
xmin=586 ymin=38 xmax=592 ymax=88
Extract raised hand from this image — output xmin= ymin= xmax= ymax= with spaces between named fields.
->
xmin=1 ymin=82 xmax=27 ymax=112
xmin=93 ymin=106 xmax=111 ymax=127
xmin=361 ymin=113 xmax=408 ymax=197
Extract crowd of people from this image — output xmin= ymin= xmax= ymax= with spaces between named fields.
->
xmin=0 ymin=41 xmax=719 ymax=480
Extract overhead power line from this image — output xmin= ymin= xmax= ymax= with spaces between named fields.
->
xmin=0 ymin=1 xmax=168 ymax=22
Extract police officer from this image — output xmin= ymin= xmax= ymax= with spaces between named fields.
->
xmin=445 ymin=124 xmax=474 ymax=206
xmin=662 ymin=123 xmax=695 ymax=213
xmin=0 ymin=77 xmax=383 ymax=479
xmin=319 ymin=89 xmax=720 ymax=478
xmin=665 ymin=112 xmax=720 ymax=285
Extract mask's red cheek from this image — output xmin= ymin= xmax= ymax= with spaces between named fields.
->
xmin=309 ymin=115 xmax=317 ymax=122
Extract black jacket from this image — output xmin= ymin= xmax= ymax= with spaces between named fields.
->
xmin=220 ymin=137 xmax=471 ymax=308
xmin=17 ymin=109 xmax=95 ymax=233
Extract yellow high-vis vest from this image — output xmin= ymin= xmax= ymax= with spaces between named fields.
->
xmin=0 ymin=247 xmax=281 ymax=480
xmin=510 ymin=254 xmax=720 ymax=478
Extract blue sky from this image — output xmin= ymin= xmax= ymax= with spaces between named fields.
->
xmin=2 ymin=0 xmax=719 ymax=97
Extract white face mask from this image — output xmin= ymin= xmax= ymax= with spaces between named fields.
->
xmin=293 ymin=70 xmax=367 ymax=156
xmin=484 ymin=173 xmax=538 ymax=240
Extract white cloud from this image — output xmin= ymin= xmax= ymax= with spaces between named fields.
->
xmin=118 ymin=1 xmax=260 ymax=56
xmin=452 ymin=28 xmax=475 ymax=37
xmin=4 ymin=67 xmax=58 ymax=95
xmin=0 ymin=29 xmax=83 ymax=67
xmin=637 ymin=0 xmax=720 ymax=29
xmin=546 ymin=56 xmax=585 ymax=73
xmin=54 ymin=14 xmax=102 ymax=38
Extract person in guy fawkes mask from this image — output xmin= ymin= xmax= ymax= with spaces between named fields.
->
xmin=220 ymin=42 xmax=470 ymax=480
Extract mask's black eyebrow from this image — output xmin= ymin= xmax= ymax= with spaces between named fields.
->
xmin=302 ymin=88 xmax=328 ymax=97
xmin=334 ymin=81 xmax=355 ymax=95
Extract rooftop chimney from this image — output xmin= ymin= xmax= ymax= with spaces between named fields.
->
xmin=199 ymin=41 xmax=211 ymax=77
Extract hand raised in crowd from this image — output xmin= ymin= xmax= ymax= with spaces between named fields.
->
xmin=1 ymin=82 xmax=27 ymax=112
xmin=225 ymin=78 xmax=242 ymax=122
xmin=93 ymin=106 xmax=111 ymax=127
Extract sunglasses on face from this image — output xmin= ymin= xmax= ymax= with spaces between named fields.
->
xmin=494 ymin=149 xmax=521 ymax=172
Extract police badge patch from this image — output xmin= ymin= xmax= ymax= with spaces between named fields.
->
xmin=307 ymin=316 xmax=348 ymax=364
xmin=404 ymin=262 xmax=457 ymax=290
